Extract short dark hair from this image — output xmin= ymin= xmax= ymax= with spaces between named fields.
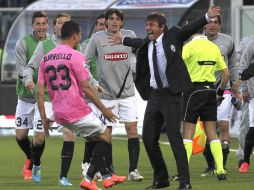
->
xmin=95 ymin=13 xmax=106 ymax=25
xmin=105 ymin=9 xmax=124 ymax=21
xmin=53 ymin=13 xmax=71 ymax=25
xmin=96 ymin=13 xmax=105 ymax=25
xmin=32 ymin=11 xmax=48 ymax=24
xmin=61 ymin=20 xmax=81 ymax=40
xmin=146 ymin=12 xmax=168 ymax=32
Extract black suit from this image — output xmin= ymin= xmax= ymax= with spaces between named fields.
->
xmin=123 ymin=16 xmax=208 ymax=186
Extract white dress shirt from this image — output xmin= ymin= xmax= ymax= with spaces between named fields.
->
xmin=148 ymin=33 xmax=169 ymax=89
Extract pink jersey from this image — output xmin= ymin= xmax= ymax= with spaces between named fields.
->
xmin=38 ymin=44 xmax=91 ymax=123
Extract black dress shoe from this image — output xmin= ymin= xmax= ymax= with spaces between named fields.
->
xmin=177 ymin=182 xmax=192 ymax=190
xmin=145 ymin=179 xmax=170 ymax=189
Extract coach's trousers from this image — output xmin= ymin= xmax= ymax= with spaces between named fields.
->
xmin=142 ymin=89 xmax=190 ymax=184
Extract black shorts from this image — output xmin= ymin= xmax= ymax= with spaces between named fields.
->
xmin=183 ymin=83 xmax=217 ymax=124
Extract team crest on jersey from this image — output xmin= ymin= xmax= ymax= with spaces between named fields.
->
xmin=104 ymin=52 xmax=128 ymax=61
xmin=219 ymin=45 xmax=224 ymax=51
xmin=219 ymin=45 xmax=225 ymax=60
xmin=170 ymin=44 xmax=176 ymax=52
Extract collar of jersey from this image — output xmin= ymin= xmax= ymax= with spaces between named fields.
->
xmin=192 ymin=35 xmax=208 ymax=41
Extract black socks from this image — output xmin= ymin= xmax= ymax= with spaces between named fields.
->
xmin=31 ymin=140 xmax=45 ymax=166
xmin=16 ymin=137 xmax=31 ymax=159
xmin=83 ymin=141 xmax=96 ymax=164
xmin=128 ymin=138 xmax=140 ymax=172
xmin=87 ymin=141 xmax=111 ymax=179
xmin=60 ymin=141 xmax=74 ymax=178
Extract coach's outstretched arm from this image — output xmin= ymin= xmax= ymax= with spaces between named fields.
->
xmin=108 ymin=5 xmax=220 ymax=46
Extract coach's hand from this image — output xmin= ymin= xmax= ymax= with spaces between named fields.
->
xmin=25 ymin=81 xmax=35 ymax=94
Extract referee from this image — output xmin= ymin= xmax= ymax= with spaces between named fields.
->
xmin=181 ymin=29 xmax=229 ymax=181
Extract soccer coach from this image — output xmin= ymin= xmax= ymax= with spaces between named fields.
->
xmin=109 ymin=5 xmax=221 ymax=190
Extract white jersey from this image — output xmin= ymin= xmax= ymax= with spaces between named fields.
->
xmin=208 ymin=33 xmax=238 ymax=121
xmin=85 ymin=29 xmax=137 ymax=100
xmin=208 ymin=33 xmax=238 ymax=89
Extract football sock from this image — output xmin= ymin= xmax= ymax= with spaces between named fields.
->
xmin=244 ymin=142 xmax=253 ymax=164
xmin=87 ymin=141 xmax=111 ymax=179
xmin=221 ymin=140 xmax=230 ymax=166
xmin=244 ymin=128 xmax=254 ymax=164
xmin=16 ymin=137 xmax=31 ymax=159
xmin=60 ymin=141 xmax=74 ymax=178
xmin=86 ymin=164 xmax=96 ymax=182
xmin=107 ymin=142 xmax=114 ymax=173
xmin=31 ymin=140 xmax=45 ymax=166
xmin=83 ymin=141 xmax=96 ymax=164
xmin=183 ymin=139 xmax=193 ymax=162
xmin=128 ymin=138 xmax=140 ymax=172
xmin=210 ymin=140 xmax=224 ymax=174
xmin=203 ymin=143 xmax=215 ymax=169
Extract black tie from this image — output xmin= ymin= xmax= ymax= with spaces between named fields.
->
xmin=152 ymin=41 xmax=163 ymax=89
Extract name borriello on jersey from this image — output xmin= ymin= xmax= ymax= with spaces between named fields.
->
xmin=44 ymin=53 xmax=72 ymax=62
xmin=104 ymin=52 xmax=128 ymax=61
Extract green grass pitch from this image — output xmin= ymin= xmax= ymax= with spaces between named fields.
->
xmin=0 ymin=135 xmax=253 ymax=190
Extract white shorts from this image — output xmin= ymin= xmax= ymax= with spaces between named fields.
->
xmin=62 ymin=112 xmax=106 ymax=138
xmin=99 ymin=96 xmax=138 ymax=126
xmin=15 ymin=99 xmax=35 ymax=129
xmin=33 ymin=102 xmax=55 ymax=132
xmin=56 ymin=103 xmax=98 ymax=133
xmin=88 ymin=102 xmax=100 ymax=117
xmin=249 ymin=98 xmax=254 ymax=128
xmin=217 ymin=94 xmax=233 ymax=121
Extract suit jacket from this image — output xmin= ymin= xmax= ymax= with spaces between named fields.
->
xmin=123 ymin=16 xmax=208 ymax=100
